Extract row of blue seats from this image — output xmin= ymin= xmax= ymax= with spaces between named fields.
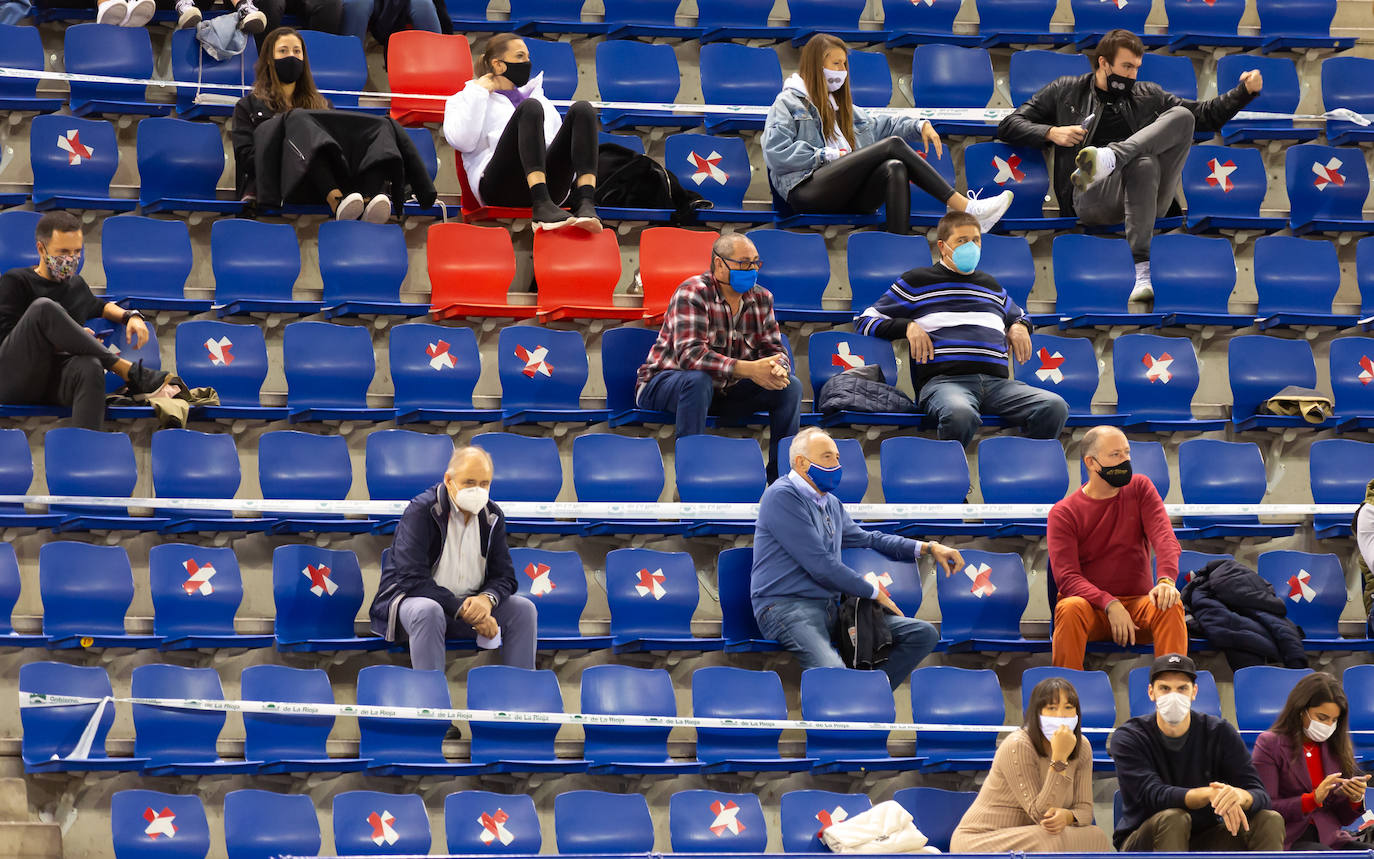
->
xmin=107 ymin=785 xmax=977 ymax=858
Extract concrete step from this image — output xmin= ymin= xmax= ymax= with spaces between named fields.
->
xmin=0 ymin=822 xmax=62 ymax=859
xmin=0 ymin=779 xmax=31 ymax=822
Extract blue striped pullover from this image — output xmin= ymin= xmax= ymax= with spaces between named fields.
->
xmin=853 ymin=263 xmax=1030 ymax=395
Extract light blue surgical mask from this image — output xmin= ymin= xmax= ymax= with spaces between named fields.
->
xmin=949 ymin=241 xmax=980 ymax=274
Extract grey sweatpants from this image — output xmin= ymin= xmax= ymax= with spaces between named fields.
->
xmin=397 ymin=594 xmax=538 ymax=672
xmin=1074 ymin=105 xmax=1195 ymax=263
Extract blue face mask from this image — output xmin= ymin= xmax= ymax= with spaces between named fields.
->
xmin=949 ymin=241 xmax=980 ymax=274
xmin=725 ymin=267 xmax=758 ymax=292
xmin=806 ymin=460 xmax=843 ymax=493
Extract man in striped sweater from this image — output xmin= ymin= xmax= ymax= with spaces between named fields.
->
xmin=854 ymin=211 xmax=1067 ymax=447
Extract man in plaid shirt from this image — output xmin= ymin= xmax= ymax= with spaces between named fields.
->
xmin=636 ymin=234 xmax=801 ymax=481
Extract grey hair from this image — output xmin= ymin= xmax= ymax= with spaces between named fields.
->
xmin=710 ymin=233 xmax=750 ymax=265
xmin=1081 ymin=425 xmax=1126 ymax=460
xmin=447 ymin=444 xmax=493 ymax=473
xmin=789 ymin=426 xmax=830 ymax=464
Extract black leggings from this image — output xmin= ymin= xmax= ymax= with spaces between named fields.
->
xmin=787 ymin=136 xmax=957 ymax=234
xmin=478 ymin=99 xmax=599 ymax=207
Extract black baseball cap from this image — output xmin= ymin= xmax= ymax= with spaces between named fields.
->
xmin=1149 ymin=653 xmax=1198 ymax=683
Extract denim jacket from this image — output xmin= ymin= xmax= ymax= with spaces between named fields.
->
xmin=762 ymin=77 xmax=930 ymax=200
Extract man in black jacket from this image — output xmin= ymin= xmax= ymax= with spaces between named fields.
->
xmin=996 ymin=29 xmax=1262 ymax=301
xmin=368 ymin=445 xmax=537 ymax=672
xmin=1111 ymin=653 xmax=1284 ymax=851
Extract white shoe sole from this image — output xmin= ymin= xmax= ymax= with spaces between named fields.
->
xmin=123 ymin=0 xmax=155 ymax=26
xmin=362 ymin=195 xmax=391 ymax=224
xmin=335 ymin=193 xmax=365 ymax=221
xmin=97 ymin=0 xmax=128 ymax=25
xmin=533 ymin=216 xmax=577 ymax=231
xmin=176 ymin=6 xmax=202 ymax=28
xmin=572 ymin=215 xmax=603 ymax=233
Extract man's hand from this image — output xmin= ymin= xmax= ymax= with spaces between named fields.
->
xmin=1210 ymin=783 xmax=1250 ymax=836
xmin=83 ymin=327 xmax=97 ymax=338
xmin=928 ymin=542 xmax=964 ymax=577
xmin=1340 ymin=774 xmax=1369 ymax=803
xmin=906 ymin=321 xmax=933 ymax=364
xmin=126 ymin=316 xmax=150 ymax=350
xmin=1315 ymin=772 xmax=1345 ymax=805
xmin=1008 ymin=324 xmax=1032 ymax=364
xmin=740 ymin=356 xmax=790 ymax=390
xmin=1105 ymin=600 xmax=1137 ymax=646
xmin=1047 ymin=125 xmax=1086 ymax=147
xmin=459 ymin=595 xmax=492 ymax=626
xmin=1040 ymin=808 xmax=1074 ymax=834
xmin=921 ymin=121 xmax=944 ymax=159
xmin=875 ymin=589 xmax=905 ymax=618
xmin=1150 ymin=578 xmax=1180 ymax=612
xmin=475 ymin=616 xmax=500 ymax=639
xmin=1240 ymin=69 xmax=1263 ymax=94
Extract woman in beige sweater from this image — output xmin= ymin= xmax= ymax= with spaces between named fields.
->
xmin=950 ymin=676 xmax=1112 ymax=852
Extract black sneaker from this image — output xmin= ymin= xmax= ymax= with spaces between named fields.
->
xmin=531 ymin=199 xmax=575 ymax=231
xmin=125 ymin=360 xmax=168 ymax=397
xmin=444 ymin=723 xmax=464 ymax=742
xmin=571 ymin=198 xmax=602 ymax=233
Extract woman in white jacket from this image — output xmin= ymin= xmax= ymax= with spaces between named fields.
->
xmin=443 ymin=34 xmax=601 ymax=231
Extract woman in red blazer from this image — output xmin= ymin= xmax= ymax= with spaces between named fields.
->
xmin=1252 ymin=673 xmax=1369 ymax=849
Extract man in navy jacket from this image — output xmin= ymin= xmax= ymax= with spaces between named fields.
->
xmin=369 ymin=445 xmax=536 ymax=671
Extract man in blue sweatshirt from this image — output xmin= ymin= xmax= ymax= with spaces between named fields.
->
xmin=750 ymin=426 xmax=962 ymax=689
xmin=854 ymin=210 xmax=1067 ymax=447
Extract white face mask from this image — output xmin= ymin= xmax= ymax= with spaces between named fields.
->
xmin=451 ymin=486 xmax=489 ymax=514
xmin=1040 ymin=714 xmax=1079 ymax=741
xmin=1305 ymin=718 xmax=1337 ymax=744
xmin=823 ymin=68 xmax=848 ymax=93
xmin=1155 ymin=691 xmax=1192 ymax=725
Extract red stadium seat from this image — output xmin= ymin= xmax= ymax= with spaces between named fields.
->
xmin=534 ymin=229 xmax=642 ymax=321
xmin=639 ymin=227 xmax=719 ymax=322
xmin=428 ymin=223 xmax=537 ymax=320
xmin=387 ymin=31 xmax=472 ymax=126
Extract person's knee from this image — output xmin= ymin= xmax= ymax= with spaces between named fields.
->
xmin=502 ymin=594 xmax=537 ymax=630
xmin=1151 ymin=807 xmax=1193 ymax=834
xmin=403 ymin=598 xmax=446 ymax=634
xmin=1027 ymin=393 xmax=1069 ymax=434
xmin=874 ymin=136 xmax=907 ymax=159
xmin=1162 ymin=105 xmax=1196 ymax=134
xmin=934 ymin=400 xmax=979 ymax=434
xmin=677 ymin=371 xmax=714 ymax=406
xmin=877 ymin=158 xmax=908 ymax=186
xmin=1248 ymin=810 xmax=1284 ymax=849
xmin=1125 ymin=153 xmax=1160 ymax=186
xmin=26 ymin=297 xmax=61 ymax=321
xmin=565 ymin=100 xmax=598 ymax=126
xmin=513 ymin=97 xmax=545 ymax=121
xmin=1053 ymin=596 xmax=1095 ymax=628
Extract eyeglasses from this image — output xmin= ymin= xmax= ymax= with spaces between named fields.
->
xmin=717 ymin=255 xmax=762 ymax=271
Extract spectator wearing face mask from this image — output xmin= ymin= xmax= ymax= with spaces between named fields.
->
xmin=854 ymin=210 xmax=1067 ymax=448
xmin=443 ymin=33 xmax=601 ymax=232
xmin=1112 ymin=654 xmax=1283 ymax=851
xmin=1253 ymin=673 xmax=1369 ymax=850
xmin=763 ymin=33 xmax=1012 ymax=236
xmin=951 ymin=677 xmax=1111 ymax=852
xmin=0 ymin=211 xmax=168 ymax=430
xmin=1047 ymin=425 xmax=1183 ymax=670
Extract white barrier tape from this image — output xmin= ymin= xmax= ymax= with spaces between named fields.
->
xmin=1 ymin=65 xmax=1369 ymax=125
xmin=0 ymin=494 xmax=1357 ymax=521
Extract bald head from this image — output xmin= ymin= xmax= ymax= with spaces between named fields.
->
xmin=710 ymin=234 xmax=760 ymax=295
xmin=1082 ymin=426 xmax=1127 ymax=460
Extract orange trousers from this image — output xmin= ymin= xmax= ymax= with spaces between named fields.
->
xmin=1051 ymin=594 xmax=1187 ymax=670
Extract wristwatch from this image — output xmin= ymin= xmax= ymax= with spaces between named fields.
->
xmin=1050 ymin=759 xmax=1068 ymax=773
xmin=120 ymin=309 xmax=145 ymax=325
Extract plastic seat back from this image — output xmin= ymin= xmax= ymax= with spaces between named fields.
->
xmin=171 ymin=29 xmax=256 ymax=117
xmin=40 ymin=541 xmax=134 ymax=639
xmin=445 ymin=791 xmax=541 ymax=854
xmin=979 ymin=233 xmax=1036 ymax=310
xmin=1360 ymin=238 xmax=1374 ymax=317
xmin=937 ymin=549 xmax=1030 ymax=641
xmin=749 ymin=228 xmax=830 ymax=312
xmin=112 ymin=790 xmax=210 ymax=859
xmin=1150 ymin=233 xmax=1237 ymax=316
xmin=389 ymin=323 xmax=483 ymax=414
xmin=801 ymin=667 xmax=896 ymax=762
xmin=664 ymin=134 xmax=753 ymax=210
xmin=131 ymin=664 xmax=228 ymax=765
xmin=1344 ymin=664 xmax=1374 ymax=761
xmin=174 ymin=320 xmax=270 ymax=408
xmin=0 ymin=211 xmax=42 ymax=273
xmin=595 ymin=40 xmax=682 ymax=104
xmin=1072 ymin=0 xmax=1149 ymax=40
xmin=699 ymin=43 xmax=783 ymax=110
xmin=911 ymin=45 xmax=994 ymax=110
xmin=1234 ymin=666 xmax=1315 ymax=736
xmin=692 ymin=666 xmax=789 ymax=764
xmin=1286 ymin=143 xmax=1373 ymax=226
xmin=224 ymin=789 xmax=321 ymax=859
xmin=601 ymin=326 xmax=659 ymax=415
xmin=880 ymin=436 xmax=970 ymax=504
xmin=715 ymin=547 xmax=767 ymax=645
xmin=1321 ymin=57 xmax=1374 ymax=144
xmin=1181 ymin=145 xmax=1272 ymax=226
xmin=639 ymin=227 xmax=718 ymax=318
xmin=64 ymin=24 xmax=155 ymax=112
xmin=150 ymin=429 xmax=240 ymax=517
xmin=1138 ymin=52 xmax=1198 ymax=100
xmin=581 ymin=665 xmax=679 ymax=765
xmin=467 ymin=665 xmax=565 ymax=764
xmin=572 ymin=434 xmax=663 ymax=502
xmin=964 ymin=141 xmax=1057 ymax=220
xmin=846 ymin=231 xmax=931 ymax=312
xmin=1178 ymin=438 xmax=1270 ymax=527
xmin=0 ymin=542 xmax=21 ymax=636
xmin=211 ymin=219 xmax=302 ymax=305
xmin=44 ymin=427 xmax=136 ymax=513
xmin=669 ymin=790 xmax=767 ymax=853
xmin=30 ymin=115 xmax=121 ymax=205
xmin=1257 ymin=551 xmax=1346 ymax=638
xmin=356 ymin=665 xmax=451 ymax=765
xmin=780 ymin=790 xmax=873 ymax=853
xmin=386 ymin=31 xmax=472 ymax=124
xmin=696 ymin=0 xmax=772 ymax=30
xmin=675 ymin=436 xmax=765 ymax=503
xmin=1009 ymin=50 xmax=1090 ymax=107
xmin=977 ymin=437 xmax=1069 ymax=504
xmin=259 ymin=431 xmax=353 ymax=502
xmin=149 ymin=543 xmax=244 ymax=640
xmin=510 ymin=548 xmax=588 ymax=637
xmin=554 ymin=791 xmax=654 ymax=854
xmin=19 ymin=662 xmax=118 ymax=766
xmin=1227 ymin=335 xmax=1317 ymax=422
xmin=1255 ymin=236 xmax=1339 ymax=317
xmin=533 ymin=229 xmax=622 ymax=312
xmin=1020 ymin=666 xmax=1115 ymax=753
xmin=1218 ymin=55 xmax=1301 ymax=133
xmin=848 ymin=50 xmax=892 ymax=108
xmin=102 ymin=216 xmax=193 ymax=302
xmin=271 ymin=545 xmax=366 ymax=643
xmin=136 ymin=117 xmax=225 ymax=209
xmin=807 ymin=331 xmax=899 ymax=394
xmin=0 ymin=24 xmax=51 ymax=107
xmin=300 ymin=30 xmax=367 ymax=110
xmin=1053 ymin=235 xmax=1134 ymax=317
xmin=0 ymin=428 xmax=34 ymax=519
xmin=1257 ymin=0 xmax=1339 ymax=40
xmin=1164 ymin=0 xmax=1245 ymax=41
xmin=365 ymin=429 xmax=452 ymax=501
xmin=605 ymin=548 xmax=699 ymax=642
xmin=840 ymin=546 xmax=922 ymax=616
xmin=496 ymin=325 xmax=590 ymax=412
xmin=319 ymin=221 xmax=409 ymax=306
xmin=472 ymin=433 xmax=564 ymax=501
xmin=283 ymin=321 xmax=376 ymax=411
xmin=1014 ymin=333 xmax=1098 ymax=413
xmin=526 ymin=39 xmax=577 ymax=101
xmin=240 ymin=664 xmax=337 ymax=765
xmin=779 ymin=434 xmax=869 ymax=503
xmin=1112 ymin=333 xmax=1204 ymax=422
xmin=907 ymin=667 xmax=1004 ymax=766
xmin=427 ymin=222 xmax=518 ymax=312
xmin=332 ymin=791 xmax=430 ymax=856
xmin=892 ymin=788 xmax=976 ymax=853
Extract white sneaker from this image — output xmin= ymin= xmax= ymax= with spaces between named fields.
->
xmin=123 ymin=0 xmax=155 ymax=26
xmin=335 ymin=192 xmax=365 ymax=220
xmin=963 ymin=189 xmax=1014 ymax=233
xmin=362 ymin=194 xmax=391 ymax=224
xmin=236 ymin=0 xmax=267 ymax=33
xmin=1131 ymin=261 xmax=1153 ymax=302
xmin=96 ymin=0 xmax=129 ymax=24
xmin=175 ymin=0 xmax=202 ymax=28
xmin=1072 ymin=145 xmax=1117 ymax=191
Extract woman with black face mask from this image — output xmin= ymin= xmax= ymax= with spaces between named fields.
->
xmin=231 ymin=26 xmax=395 ymax=222
xmin=443 ymin=33 xmax=602 ymax=232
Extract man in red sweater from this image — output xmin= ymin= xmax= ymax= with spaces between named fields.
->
xmin=1048 ymin=426 xmax=1185 ymax=669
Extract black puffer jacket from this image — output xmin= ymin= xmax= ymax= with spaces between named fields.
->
xmin=1181 ymin=559 xmax=1308 ymax=672
xmin=817 ymin=365 xmax=918 ymax=416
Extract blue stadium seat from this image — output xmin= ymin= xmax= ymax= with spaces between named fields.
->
xmin=1113 ymin=333 xmax=1226 ymax=431
xmin=272 ymin=545 xmax=382 ymax=651
xmin=45 ymin=429 xmax=163 ymax=532
xmin=676 ymin=435 xmax=766 ymax=535
xmin=693 ymin=665 xmax=811 ymax=771
xmin=132 ymin=664 xmax=256 ymax=774
xmin=803 ymin=667 xmax=920 ymax=773
xmin=0 ymin=429 xmax=59 ymax=530
xmin=847 ymin=231 xmax=930 ymax=312
xmin=365 ymin=428 xmax=452 ymax=533
xmin=1053 ymin=235 xmax=1141 ymax=328
xmin=467 ymin=665 xmax=587 ymax=773
xmin=1178 ymin=439 xmax=1298 ymax=538
xmin=1330 ymin=339 xmax=1374 ymax=431
xmin=241 ymin=664 xmax=366 ymax=773
xmin=906 ymin=147 xmax=961 ymax=229
xmin=150 ymin=543 xmax=271 ymax=649
xmin=20 ymin=662 xmax=144 ymax=771
xmin=498 ymin=325 xmax=608 ymax=425
xmin=64 ymin=24 xmax=171 ymax=116
xmin=137 ymin=118 xmax=240 ymax=214
xmin=1138 ymin=54 xmax=1212 ymax=141
xmin=1228 ymin=335 xmax=1332 ymax=430
xmin=332 ymin=791 xmax=431 ymax=856
xmin=319 ymin=221 xmax=426 ymax=318
xmin=1322 ymin=57 xmax=1374 ymax=146
xmin=224 ymin=789 xmax=321 ymax=859
xmin=111 ymin=791 xmax=209 ymax=858
xmin=882 ymin=0 xmax=978 ymax=46
xmin=1257 ymin=0 xmax=1354 ymax=51
xmin=1021 ymin=666 xmax=1116 ymax=768
xmin=893 ymin=788 xmax=977 ymax=852
xmin=510 ymin=0 xmax=606 ymax=34
xmin=977 ymin=437 xmax=1070 ymax=536
xmin=965 ymin=142 xmax=1075 ymax=230
xmin=389 ymin=323 xmax=498 ymax=424
xmin=603 ymin=0 xmax=701 ymax=39
xmin=170 ymin=29 xmax=256 ymax=120
xmin=523 ymin=39 xmax=577 ymax=102
xmin=283 ymin=321 xmax=394 ymax=422
xmin=1174 ymin=550 xmax=1234 ymax=584
xmin=1309 ymin=438 xmax=1374 ymax=536
xmin=605 ymin=547 xmax=722 ymax=651
xmin=1286 ymin=144 xmax=1374 ymax=236
xmin=1218 ymin=55 xmax=1317 ymax=143
xmin=1009 ymin=50 xmax=1088 ymax=107
xmin=1363 ymin=238 xmax=1374 ymax=320
xmin=211 ymin=219 xmax=321 ymax=316
xmin=101 ymin=216 xmax=209 ymax=312
xmin=572 ymin=433 xmax=674 ymax=536
xmin=299 ymin=31 xmax=379 ymax=113
xmin=907 ymin=667 xmax=1006 ymax=770
xmin=1071 ymin=0 xmax=1162 ymax=48
xmin=779 ymin=790 xmax=874 ymax=853
xmin=0 ymin=542 xmax=44 ymax=645
xmin=1258 ymin=550 xmax=1361 ymax=648
xmin=1345 ymin=664 xmax=1374 ymax=763
xmin=1126 ymin=666 xmax=1223 ymax=718
xmin=747 ymin=229 xmax=842 ymax=321
xmin=696 ymin=0 xmax=784 ymax=42
xmin=978 ymin=0 xmax=1070 ymax=46
xmin=1254 ymin=236 xmax=1353 ymax=328
xmin=0 ymin=25 xmax=61 ymax=113
xmin=807 ymin=332 xmax=914 ymax=427
xmin=0 ymin=211 xmax=42 ymax=273
xmin=980 ymin=233 xmax=1040 ymax=320
xmin=444 ymin=0 xmax=500 ymax=30
xmin=699 ymin=44 xmax=782 ymax=132
xmin=911 ymin=46 xmax=997 ymax=136
xmin=881 ymin=436 xmax=1000 ymax=537
xmin=779 ymin=434 xmax=869 ymax=503
xmin=715 ymin=547 xmax=780 ymax=652
xmin=554 ymin=792 xmax=655 ymax=853
xmin=30 ymin=115 xmax=134 ymax=211
xmin=848 ymin=50 xmax=893 ymax=107
xmin=173 ymin=320 xmax=286 ymax=421
xmin=601 ymin=327 xmax=669 ymax=427
xmin=1147 ymin=233 xmax=1252 ymax=327
xmin=1013 ymin=333 xmax=1104 ymax=426
xmin=600 ymin=132 xmax=645 ymax=152
xmin=581 ymin=664 xmax=702 ymax=773
xmin=936 ymin=549 xmax=1040 ymax=652
xmin=1164 ymin=0 xmax=1261 ymax=50
xmin=151 ymin=429 xmax=268 ymax=534
xmin=664 ymin=134 xmax=771 ymax=223
xmin=841 ymin=546 xmax=921 ymax=616
xmin=788 ymin=0 xmax=873 ymax=46
xmin=595 ymin=41 xmax=696 ymax=130
xmin=670 ymin=790 xmax=768 ymax=852
xmin=445 ymin=791 xmax=542 ymax=854
xmin=471 ymin=433 xmax=568 ymax=533
xmin=357 ymin=665 xmax=484 ymax=776
xmin=1234 ymin=666 xmax=1315 ymax=747
xmin=259 ymin=431 xmax=374 ymax=534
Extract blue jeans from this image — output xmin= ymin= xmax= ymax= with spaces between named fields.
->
xmin=0 ymin=0 xmax=31 ymax=23
xmin=754 ymin=597 xmax=939 ymax=690
xmin=339 ymin=0 xmax=437 ymax=41
xmin=918 ymin=374 xmax=1069 ymax=448
xmin=638 ymin=369 xmax=802 ymax=481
